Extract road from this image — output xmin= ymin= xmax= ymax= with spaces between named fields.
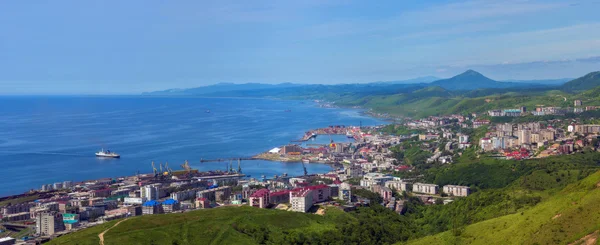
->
xmin=98 ymin=218 xmax=129 ymax=245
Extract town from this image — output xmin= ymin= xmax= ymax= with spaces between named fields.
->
xmin=2 ymin=99 xmax=600 ymax=244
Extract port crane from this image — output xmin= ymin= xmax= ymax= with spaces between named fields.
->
xmin=164 ymin=162 xmax=173 ymax=176
xmin=301 ymin=160 xmax=308 ymax=176
xmin=152 ymin=161 xmax=159 ymax=178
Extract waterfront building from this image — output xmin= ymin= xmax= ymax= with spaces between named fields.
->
xmin=290 ymin=189 xmax=313 ymax=213
xmin=62 ymin=181 xmax=72 ymax=189
xmin=412 ymin=183 xmax=439 ymax=195
xmin=53 ymin=182 xmax=63 ymax=190
xmin=41 ymin=184 xmax=52 ymax=192
xmin=249 ymin=189 xmax=270 ymax=208
xmin=36 ymin=211 xmax=65 ymax=236
xmin=442 ymin=185 xmax=470 ymax=197
xmin=282 ymin=144 xmax=303 ymax=154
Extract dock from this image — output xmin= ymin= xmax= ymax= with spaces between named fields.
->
xmin=199 ymin=157 xmax=257 ymax=163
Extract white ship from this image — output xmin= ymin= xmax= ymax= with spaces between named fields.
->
xmin=95 ymin=148 xmax=120 ymax=158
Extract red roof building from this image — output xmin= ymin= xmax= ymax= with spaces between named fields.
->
xmin=249 ymin=189 xmax=270 ymax=208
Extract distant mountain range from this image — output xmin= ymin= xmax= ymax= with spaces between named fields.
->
xmin=142 ymin=70 xmax=592 ymax=97
xmin=429 ymin=70 xmax=552 ymax=90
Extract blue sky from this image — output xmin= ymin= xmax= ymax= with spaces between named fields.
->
xmin=1 ymin=0 xmax=600 ymax=94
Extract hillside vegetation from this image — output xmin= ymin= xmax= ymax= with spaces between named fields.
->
xmin=47 ymin=151 xmax=600 ymax=245
xmin=405 ymin=170 xmax=600 ymax=245
xmin=47 ymin=206 xmax=343 ymax=245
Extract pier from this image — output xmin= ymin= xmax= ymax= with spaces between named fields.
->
xmin=199 ymin=157 xmax=257 ymax=163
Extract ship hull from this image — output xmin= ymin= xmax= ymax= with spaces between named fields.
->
xmin=95 ymin=154 xmax=120 ymax=158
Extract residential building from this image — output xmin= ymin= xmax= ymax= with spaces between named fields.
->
xmin=269 ymin=190 xmax=290 ymax=205
xmin=162 ymin=199 xmax=180 ymax=213
xmin=418 ymin=134 xmax=439 ymax=141
xmin=339 ymin=183 xmax=352 ymax=202
xmin=472 ymin=120 xmax=490 ymax=129
xmin=52 ymin=182 xmax=63 ymax=190
xmin=0 ymin=237 xmax=16 ymax=245
xmin=123 ymin=197 xmax=146 ymax=205
xmin=345 ymin=164 xmax=364 ymax=178
xmin=3 ymin=212 xmax=31 ymax=222
xmin=575 ymin=125 xmax=600 ymax=134
xmin=442 ymin=185 xmax=470 ymax=197
xmin=306 ymin=185 xmax=331 ymax=203
xmin=142 ymin=200 xmax=162 ymax=215
xmin=249 ymin=189 xmax=270 ymax=208
xmin=91 ymin=188 xmax=111 ymax=198
xmin=36 ymin=211 xmax=65 ymax=236
xmin=2 ymin=203 xmax=33 ymax=215
xmin=380 ymin=187 xmax=393 ymax=202
xmin=196 ymin=186 xmax=232 ymax=203
xmin=540 ymin=129 xmax=555 ymax=141
xmin=412 ymin=183 xmax=439 ymax=195
xmin=140 ymin=184 xmax=161 ymax=201
xmin=195 ymin=198 xmax=210 ymax=209
xmin=574 ymin=99 xmax=582 ymax=107
xmin=290 ymin=189 xmax=313 ymax=213
xmin=385 ymin=180 xmax=410 ymax=192
xmin=519 ymin=129 xmax=531 ymax=145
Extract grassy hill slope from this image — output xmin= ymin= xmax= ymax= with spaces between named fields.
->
xmin=405 ymin=170 xmax=600 ymax=245
xmin=47 ymin=206 xmax=344 ymax=245
xmin=561 ymin=71 xmax=600 ymax=92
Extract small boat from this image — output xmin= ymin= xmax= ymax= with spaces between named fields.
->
xmin=95 ymin=148 xmax=120 ymax=158
xmin=346 ymin=132 xmax=354 ymax=138
xmin=284 ymin=109 xmax=292 ymax=112
xmin=205 ymin=110 xmax=211 ymax=113
xmin=302 ymin=159 xmax=309 ymax=164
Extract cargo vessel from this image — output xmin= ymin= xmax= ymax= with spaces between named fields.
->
xmin=95 ymin=149 xmax=120 ymax=158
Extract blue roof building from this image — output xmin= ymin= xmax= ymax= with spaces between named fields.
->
xmin=142 ymin=200 xmax=160 ymax=207
xmin=162 ymin=199 xmax=181 ymax=213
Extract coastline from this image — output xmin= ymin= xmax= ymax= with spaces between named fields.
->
xmin=0 ymin=97 xmax=386 ymax=197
